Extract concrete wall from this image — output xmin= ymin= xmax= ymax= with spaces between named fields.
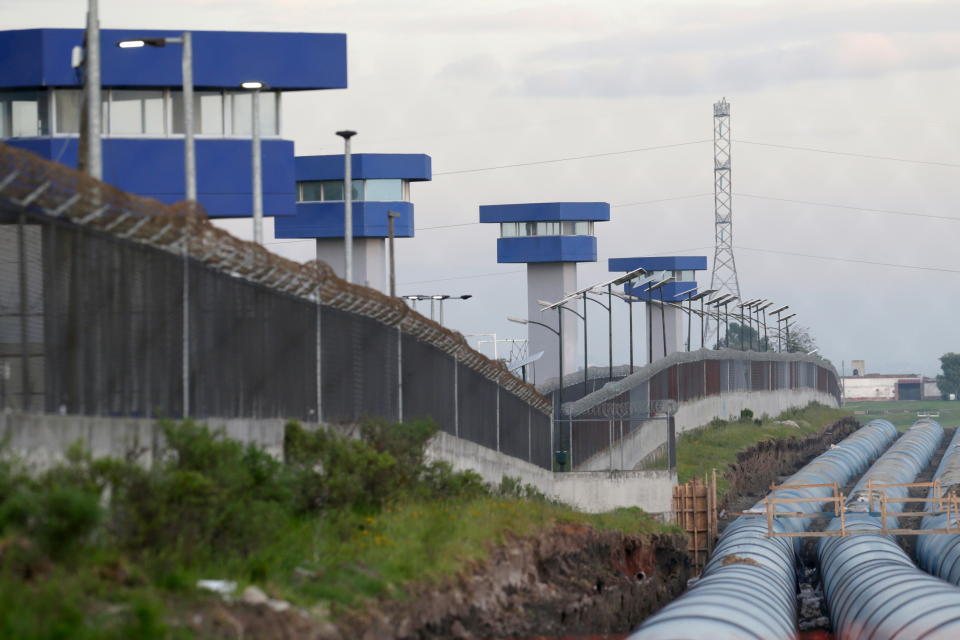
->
xmin=674 ymin=388 xmax=839 ymax=435
xmin=554 ymin=470 xmax=675 ymax=515
xmin=425 ymin=430 xmax=676 ymax=515
xmin=575 ymin=419 xmax=669 ymax=472
xmin=0 ymin=413 xmax=287 ymax=470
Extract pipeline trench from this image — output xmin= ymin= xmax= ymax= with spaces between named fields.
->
xmin=629 ymin=418 xmax=960 ymax=640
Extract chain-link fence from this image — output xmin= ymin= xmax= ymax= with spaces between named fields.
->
xmin=0 ymin=142 xmax=553 ymax=469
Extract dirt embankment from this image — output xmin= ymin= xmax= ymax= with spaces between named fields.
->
xmin=719 ymin=416 xmax=859 ymax=514
xmin=183 ymin=524 xmax=690 ymax=640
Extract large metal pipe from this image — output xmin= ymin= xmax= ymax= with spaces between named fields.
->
xmin=917 ymin=426 xmax=960 ymax=583
xmin=629 ymin=419 xmax=897 ymax=640
xmin=817 ymin=419 xmax=956 ymax=640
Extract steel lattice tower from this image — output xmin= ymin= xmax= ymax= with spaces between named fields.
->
xmin=706 ymin=98 xmax=740 ymax=345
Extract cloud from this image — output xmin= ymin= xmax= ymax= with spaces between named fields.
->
xmin=517 ymin=30 xmax=960 ymax=98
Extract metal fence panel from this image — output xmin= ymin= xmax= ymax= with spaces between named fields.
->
xmin=456 ymin=362 xmax=498 ymax=450
xmin=400 ymin=334 xmax=456 ymax=434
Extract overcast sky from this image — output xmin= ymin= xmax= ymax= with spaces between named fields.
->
xmin=8 ymin=0 xmax=960 ymax=377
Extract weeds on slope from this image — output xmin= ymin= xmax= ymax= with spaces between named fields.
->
xmin=676 ymin=402 xmax=852 ymax=496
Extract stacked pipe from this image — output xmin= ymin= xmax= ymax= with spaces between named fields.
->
xmin=917 ymin=427 xmax=960 ymax=583
xmin=628 ymin=419 xmax=897 ymax=640
xmin=817 ymin=418 xmax=960 ymax=639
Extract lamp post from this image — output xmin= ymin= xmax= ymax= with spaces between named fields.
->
xmin=387 ymin=211 xmax=400 ymax=297
xmin=509 ymin=315 xmax=567 ymax=470
xmin=736 ymin=299 xmax=758 ymax=350
xmin=117 ymin=33 xmax=195 ymax=202
xmin=239 ymin=81 xmax=268 ymax=244
xmin=780 ymin=313 xmax=797 ymax=352
xmin=85 ymin=0 xmax=102 ymax=180
xmin=770 ymin=305 xmax=789 ymax=352
xmin=647 ymin=277 xmax=675 ymax=361
xmin=718 ymin=296 xmax=738 ymax=349
xmin=402 ymin=294 xmax=472 ymax=324
xmin=336 ymin=130 xmax=357 ymax=283
xmin=539 ymin=300 xmax=586 ymax=394
xmin=756 ymin=301 xmax=774 ymax=350
xmin=705 ymin=294 xmax=731 ymax=349
xmin=687 ymin=289 xmax=717 ymax=350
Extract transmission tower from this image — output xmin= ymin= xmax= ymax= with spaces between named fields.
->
xmin=706 ymin=98 xmax=741 ymax=346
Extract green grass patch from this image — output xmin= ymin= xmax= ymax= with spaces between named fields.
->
xmin=843 ymin=399 xmax=960 ymax=430
xmin=676 ymin=403 xmax=852 ymax=496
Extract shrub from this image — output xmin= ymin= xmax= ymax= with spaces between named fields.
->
xmin=739 ymin=408 xmax=754 ymax=421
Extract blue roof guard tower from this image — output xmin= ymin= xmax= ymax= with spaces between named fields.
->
xmin=0 ymin=28 xmax=347 ymax=218
xmin=480 ymin=202 xmax=610 ymax=383
xmin=275 ymin=153 xmax=432 ymax=291
xmin=609 ymin=256 xmax=708 ymax=362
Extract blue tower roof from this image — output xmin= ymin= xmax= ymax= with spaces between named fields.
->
xmin=610 ymin=255 xmax=708 ymax=302
xmin=479 ymin=202 xmax=610 ymax=223
xmin=0 ymin=29 xmax=347 ymax=90
xmin=479 ymin=202 xmax=609 ymax=264
xmin=296 ymin=154 xmax=431 ymax=181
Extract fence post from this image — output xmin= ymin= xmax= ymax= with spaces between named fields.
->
xmin=181 ymin=232 xmax=190 ymax=417
xmin=17 ymin=212 xmax=31 ymax=410
xmin=315 ymin=289 xmax=323 ymax=423
xmin=668 ymin=415 xmax=677 ymax=471
xmin=495 ymin=384 xmax=500 ymax=452
xmin=453 ymin=350 xmax=459 ymax=437
xmin=396 ymin=325 xmax=403 ymax=423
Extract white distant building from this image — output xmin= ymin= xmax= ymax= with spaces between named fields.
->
xmin=842 ymin=361 xmax=939 ymax=401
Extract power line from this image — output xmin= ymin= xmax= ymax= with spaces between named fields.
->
xmin=734 ymin=139 xmax=960 ymax=169
xmin=433 ymin=140 xmax=710 ymax=176
xmin=399 ymin=268 xmax=525 ymax=286
xmin=736 ymin=245 xmax=960 ymax=275
xmin=737 ymin=193 xmax=960 ymax=224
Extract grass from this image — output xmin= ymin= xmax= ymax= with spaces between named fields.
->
xmin=843 ymin=399 xmax=960 ymax=430
xmin=676 ymin=403 xmax=852 ymax=497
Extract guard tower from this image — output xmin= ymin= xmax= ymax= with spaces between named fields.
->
xmin=275 ymin=153 xmax=432 ymax=291
xmin=0 ymin=28 xmax=347 ymax=218
xmin=480 ymin=202 xmax=610 ymax=383
xmin=609 ymin=256 xmax=708 ymax=362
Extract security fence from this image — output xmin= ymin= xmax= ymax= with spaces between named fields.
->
xmin=549 ymin=350 xmax=841 ymax=471
xmin=0 ymin=142 xmax=552 ymax=469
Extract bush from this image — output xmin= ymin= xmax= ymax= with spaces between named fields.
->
xmin=739 ymin=408 xmax=754 ymax=421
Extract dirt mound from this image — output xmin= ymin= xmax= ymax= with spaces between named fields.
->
xmin=180 ymin=524 xmax=690 ymax=640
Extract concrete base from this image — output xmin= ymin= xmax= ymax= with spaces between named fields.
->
xmin=674 ymin=388 xmax=838 ymax=435
xmin=647 ymin=303 xmax=685 ymax=362
xmin=315 ymin=237 xmax=386 ymax=292
xmin=0 ymin=413 xmax=287 ymax=470
xmin=425 ymin=430 xmax=676 ymax=516
xmin=526 ymin=262 xmax=578 ymax=384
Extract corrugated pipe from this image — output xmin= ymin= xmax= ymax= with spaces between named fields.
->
xmin=817 ymin=419 xmax=960 ymax=640
xmin=917 ymin=426 xmax=960 ymax=583
xmin=629 ymin=419 xmax=897 ymax=640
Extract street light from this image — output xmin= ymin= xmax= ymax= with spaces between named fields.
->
xmin=509 ymin=315 xmax=567 ymax=470
xmin=240 ymin=81 xmax=268 ymax=244
xmin=716 ymin=296 xmax=738 ymax=349
xmin=606 ymin=289 xmax=643 ymax=371
xmin=540 ymin=298 xmax=588 ymax=394
xmin=402 ymin=294 xmax=472 ymax=323
xmin=117 ymin=31 xmax=195 ymax=418
xmin=117 ymin=33 xmax=195 ymax=202
xmin=737 ymin=299 xmax=760 ymax=350
xmin=770 ymin=305 xmax=790 ymax=352
xmin=756 ymin=301 xmax=774 ymax=350
xmin=647 ymin=276 xmax=675 ymax=361
xmin=780 ymin=313 xmax=797 ymax=352
xmin=688 ymin=289 xmax=717 ymax=350
xmin=336 ymin=130 xmax=357 ymax=283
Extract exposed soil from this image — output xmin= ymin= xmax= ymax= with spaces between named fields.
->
xmin=176 ymin=524 xmax=690 ymax=640
xmin=718 ymin=417 xmax=860 ymax=528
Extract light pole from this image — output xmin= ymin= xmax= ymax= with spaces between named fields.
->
xmin=509 ymin=315 xmax=567 ymax=470
xmin=756 ymin=301 xmax=774 ymax=350
xmin=117 ymin=34 xmax=195 ymax=202
xmin=387 ymin=211 xmax=400 ymax=297
xmin=770 ymin=305 xmax=789 ymax=352
xmin=403 ymin=294 xmax=472 ymax=324
xmin=84 ymin=0 xmax=102 ymax=180
xmin=718 ymin=296 xmax=738 ymax=349
xmin=539 ymin=300 xmax=586 ymax=394
xmin=781 ymin=313 xmax=797 ymax=352
xmin=336 ymin=130 xmax=357 ymax=283
xmin=118 ymin=32 xmax=198 ymax=417
xmin=736 ymin=299 xmax=758 ymax=350
xmin=706 ymin=294 xmax=730 ymax=348
xmin=647 ymin=277 xmax=675 ymax=361
xmin=688 ymin=289 xmax=717 ymax=350
xmin=240 ymin=81 xmax=267 ymax=244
